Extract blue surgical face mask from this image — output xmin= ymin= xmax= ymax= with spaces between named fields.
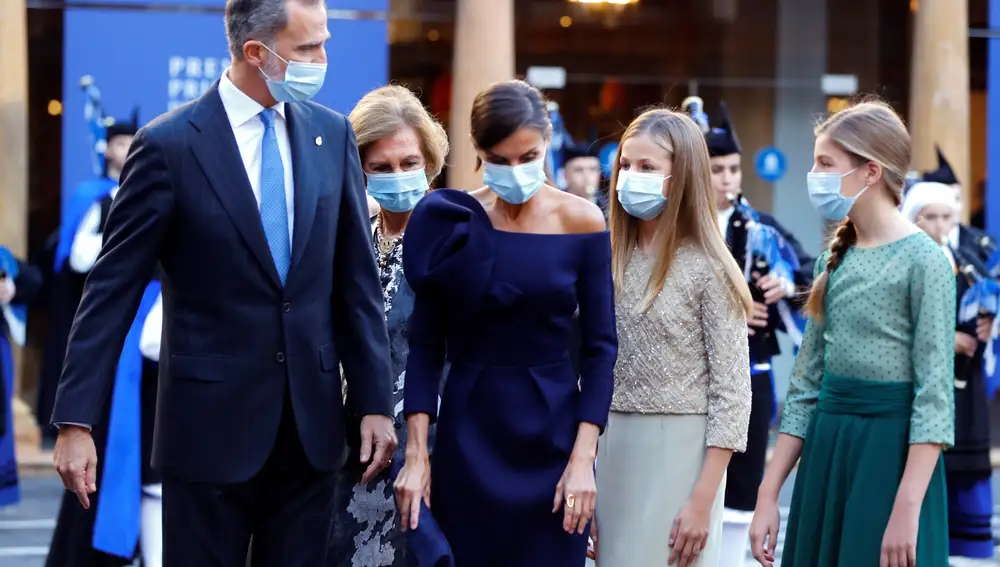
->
xmin=482 ymin=155 xmax=547 ymax=205
xmin=366 ymin=169 xmax=429 ymax=213
xmin=617 ymin=170 xmax=669 ymax=220
xmin=806 ymin=167 xmax=866 ymax=221
xmin=259 ymin=44 xmax=327 ymax=103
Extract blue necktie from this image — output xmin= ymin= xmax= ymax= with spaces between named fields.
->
xmin=259 ymin=108 xmax=290 ymax=284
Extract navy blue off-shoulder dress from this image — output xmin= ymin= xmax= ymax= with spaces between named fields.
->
xmin=401 ymin=189 xmax=618 ymax=566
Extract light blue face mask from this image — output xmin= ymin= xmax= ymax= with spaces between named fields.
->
xmin=806 ymin=167 xmax=866 ymax=221
xmin=366 ymin=169 xmax=429 ymax=213
xmin=482 ymin=155 xmax=547 ymax=205
xmin=617 ymin=170 xmax=669 ymax=220
xmin=259 ymin=44 xmax=327 ymax=103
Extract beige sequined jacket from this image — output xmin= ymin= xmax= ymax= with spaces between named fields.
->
xmin=611 ymin=242 xmax=752 ymax=451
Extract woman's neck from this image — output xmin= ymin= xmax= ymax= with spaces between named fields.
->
xmin=637 ymin=217 xmax=660 ymax=252
xmin=849 ymin=188 xmax=911 ymax=246
xmin=490 ymin=192 xmax=530 ymax=225
xmin=380 ymin=209 xmax=411 ymax=238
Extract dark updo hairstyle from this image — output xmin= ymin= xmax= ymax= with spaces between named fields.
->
xmin=470 ymin=79 xmax=552 ymax=170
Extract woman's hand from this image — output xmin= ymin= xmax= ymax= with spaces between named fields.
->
xmin=749 ymin=496 xmax=781 ymax=566
xmin=393 ymin=451 xmax=431 ymax=531
xmin=880 ymin=499 xmax=919 ymax=567
xmin=976 ymin=316 xmax=994 ymax=343
xmin=553 ymin=454 xmax=596 ymax=535
xmin=668 ymin=497 xmax=711 ymax=567
xmin=956 ymin=331 xmax=978 ymax=357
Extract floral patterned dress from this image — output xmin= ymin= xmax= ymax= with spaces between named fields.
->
xmin=326 ymin=217 xmax=417 ymax=567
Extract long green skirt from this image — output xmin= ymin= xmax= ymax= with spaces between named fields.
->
xmin=782 ymin=376 xmax=949 ymax=566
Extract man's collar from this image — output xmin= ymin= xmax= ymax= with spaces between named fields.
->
xmin=219 ymin=68 xmax=286 ymax=128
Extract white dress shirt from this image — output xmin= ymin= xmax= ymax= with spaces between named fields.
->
xmin=70 ymin=187 xmax=120 ymax=274
xmin=948 ymin=224 xmax=961 ymax=250
xmin=717 ymin=206 xmax=735 ymax=237
xmin=139 ymin=293 xmax=163 ymax=362
xmin=218 ymin=70 xmax=295 ymax=246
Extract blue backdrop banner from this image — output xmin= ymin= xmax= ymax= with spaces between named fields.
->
xmin=62 ymin=1 xmax=388 ymax=202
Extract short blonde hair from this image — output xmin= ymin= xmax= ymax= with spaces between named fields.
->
xmin=348 ymin=85 xmax=450 ymax=183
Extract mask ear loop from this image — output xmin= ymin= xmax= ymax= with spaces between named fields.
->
xmin=257 ymin=43 xmax=289 ymax=82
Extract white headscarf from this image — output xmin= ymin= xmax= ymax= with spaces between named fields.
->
xmin=901 ymin=181 xmax=958 ymax=223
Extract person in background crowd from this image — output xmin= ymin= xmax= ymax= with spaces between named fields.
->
xmin=326 ymin=84 xmax=449 ymax=567
xmin=562 ymin=143 xmax=602 ymax=203
xmin=750 ymin=100 xmax=954 ymax=567
xmin=595 ymin=108 xmax=752 ymax=567
xmin=903 ymin=181 xmax=995 ymax=564
xmin=48 ymin=0 xmax=397 ymax=563
xmin=37 ymin=113 xmax=138 ymax=449
xmin=0 ymin=248 xmax=42 ymax=509
xmin=923 ymin=148 xmax=996 ymax=264
xmin=46 ymin=274 xmax=161 ymax=567
xmin=683 ymin=96 xmax=813 ymax=566
xmin=394 ymin=79 xmax=616 ymax=567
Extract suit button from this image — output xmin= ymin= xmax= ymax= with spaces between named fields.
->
xmin=275 ymin=352 xmax=285 ymax=363
xmin=283 ymin=302 xmax=291 ymax=313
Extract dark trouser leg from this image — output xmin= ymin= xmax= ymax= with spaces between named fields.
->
xmin=161 ymin=474 xmax=255 ymax=567
xmin=249 ymin=389 xmax=337 ymax=567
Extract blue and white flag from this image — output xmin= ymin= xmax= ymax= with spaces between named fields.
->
xmin=0 ymin=249 xmax=26 ymax=347
xmin=546 ymin=102 xmax=574 ymax=190
xmin=80 ymin=75 xmax=108 ymax=178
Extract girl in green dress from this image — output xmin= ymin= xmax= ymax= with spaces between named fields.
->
xmin=748 ymin=100 xmax=956 ymax=567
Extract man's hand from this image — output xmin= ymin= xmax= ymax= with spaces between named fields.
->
xmin=359 ymin=414 xmax=397 ymax=484
xmin=747 ymin=302 xmax=769 ymax=336
xmin=0 ymin=277 xmax=14 ymax=305
xmin=52 ymin=425 xmax=98 ymax=508
xmin=956 ymin=332 xmax=978 ymax=357
xmin=753 ymin=273 xmax=790 ymax=305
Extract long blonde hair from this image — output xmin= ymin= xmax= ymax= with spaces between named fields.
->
xmin=609 ymin=108 xmax=753 ymax=315
xmin=804 ymin=100 xmax=911 ymax=319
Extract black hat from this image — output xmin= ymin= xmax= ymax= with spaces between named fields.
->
xmin=563 ymin=143 xmax=600 ymax=164
xmin=706 ymin=104 xmax=741 ymax=157
xmin=105 ymin=107 xmax=140 ymax=141
xmin=921 ymin=146 xmax=958 ymax=186
xmin=683 ymin=97 xmax=741 ymax=157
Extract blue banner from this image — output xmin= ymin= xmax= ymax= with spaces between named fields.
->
xmin=62 ymin=1 xmax=388 ymax=202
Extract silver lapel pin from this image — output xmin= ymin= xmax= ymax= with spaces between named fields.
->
xmin=315 ymin=136 xmax=323 ymax=146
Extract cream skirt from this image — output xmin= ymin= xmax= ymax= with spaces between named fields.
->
xmin=595 ymin=412 xmax=725 ymax=567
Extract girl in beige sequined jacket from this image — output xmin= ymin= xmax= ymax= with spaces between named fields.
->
xmin=593 ymin=108 xmax=753 ymax=567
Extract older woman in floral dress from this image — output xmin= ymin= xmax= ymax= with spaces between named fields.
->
xmin=325 ymin=85 xmax=449 ymax=567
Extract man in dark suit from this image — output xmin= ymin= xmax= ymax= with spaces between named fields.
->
xmin=50 ymin=0 xmax=396 ymax=564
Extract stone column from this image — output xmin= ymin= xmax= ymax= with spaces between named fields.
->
xmin=448 ymin=0 xmax=515 ymax=190
xmin=0 ymin=0 xmax=39 ymax=449
xmin=910 ymin=0 xmax=971 ymax=221
xmin=719 ymin=0 xmax=778 ymax=211
xmin=773 ymin=0 xmax=827 ymax=255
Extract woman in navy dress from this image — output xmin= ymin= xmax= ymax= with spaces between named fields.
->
xmin=394 ymin=80 xmax=618 ymax=566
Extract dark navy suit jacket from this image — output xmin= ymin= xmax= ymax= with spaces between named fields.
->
xmin=51 ymin=83 xmax=393 ymax=485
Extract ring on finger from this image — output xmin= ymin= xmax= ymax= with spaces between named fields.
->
xmin=566 ymin=494 xmax=576 ymax=509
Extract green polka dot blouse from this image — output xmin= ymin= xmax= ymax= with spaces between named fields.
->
xmin=779 ymin=231 xmax=957 ymax=446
